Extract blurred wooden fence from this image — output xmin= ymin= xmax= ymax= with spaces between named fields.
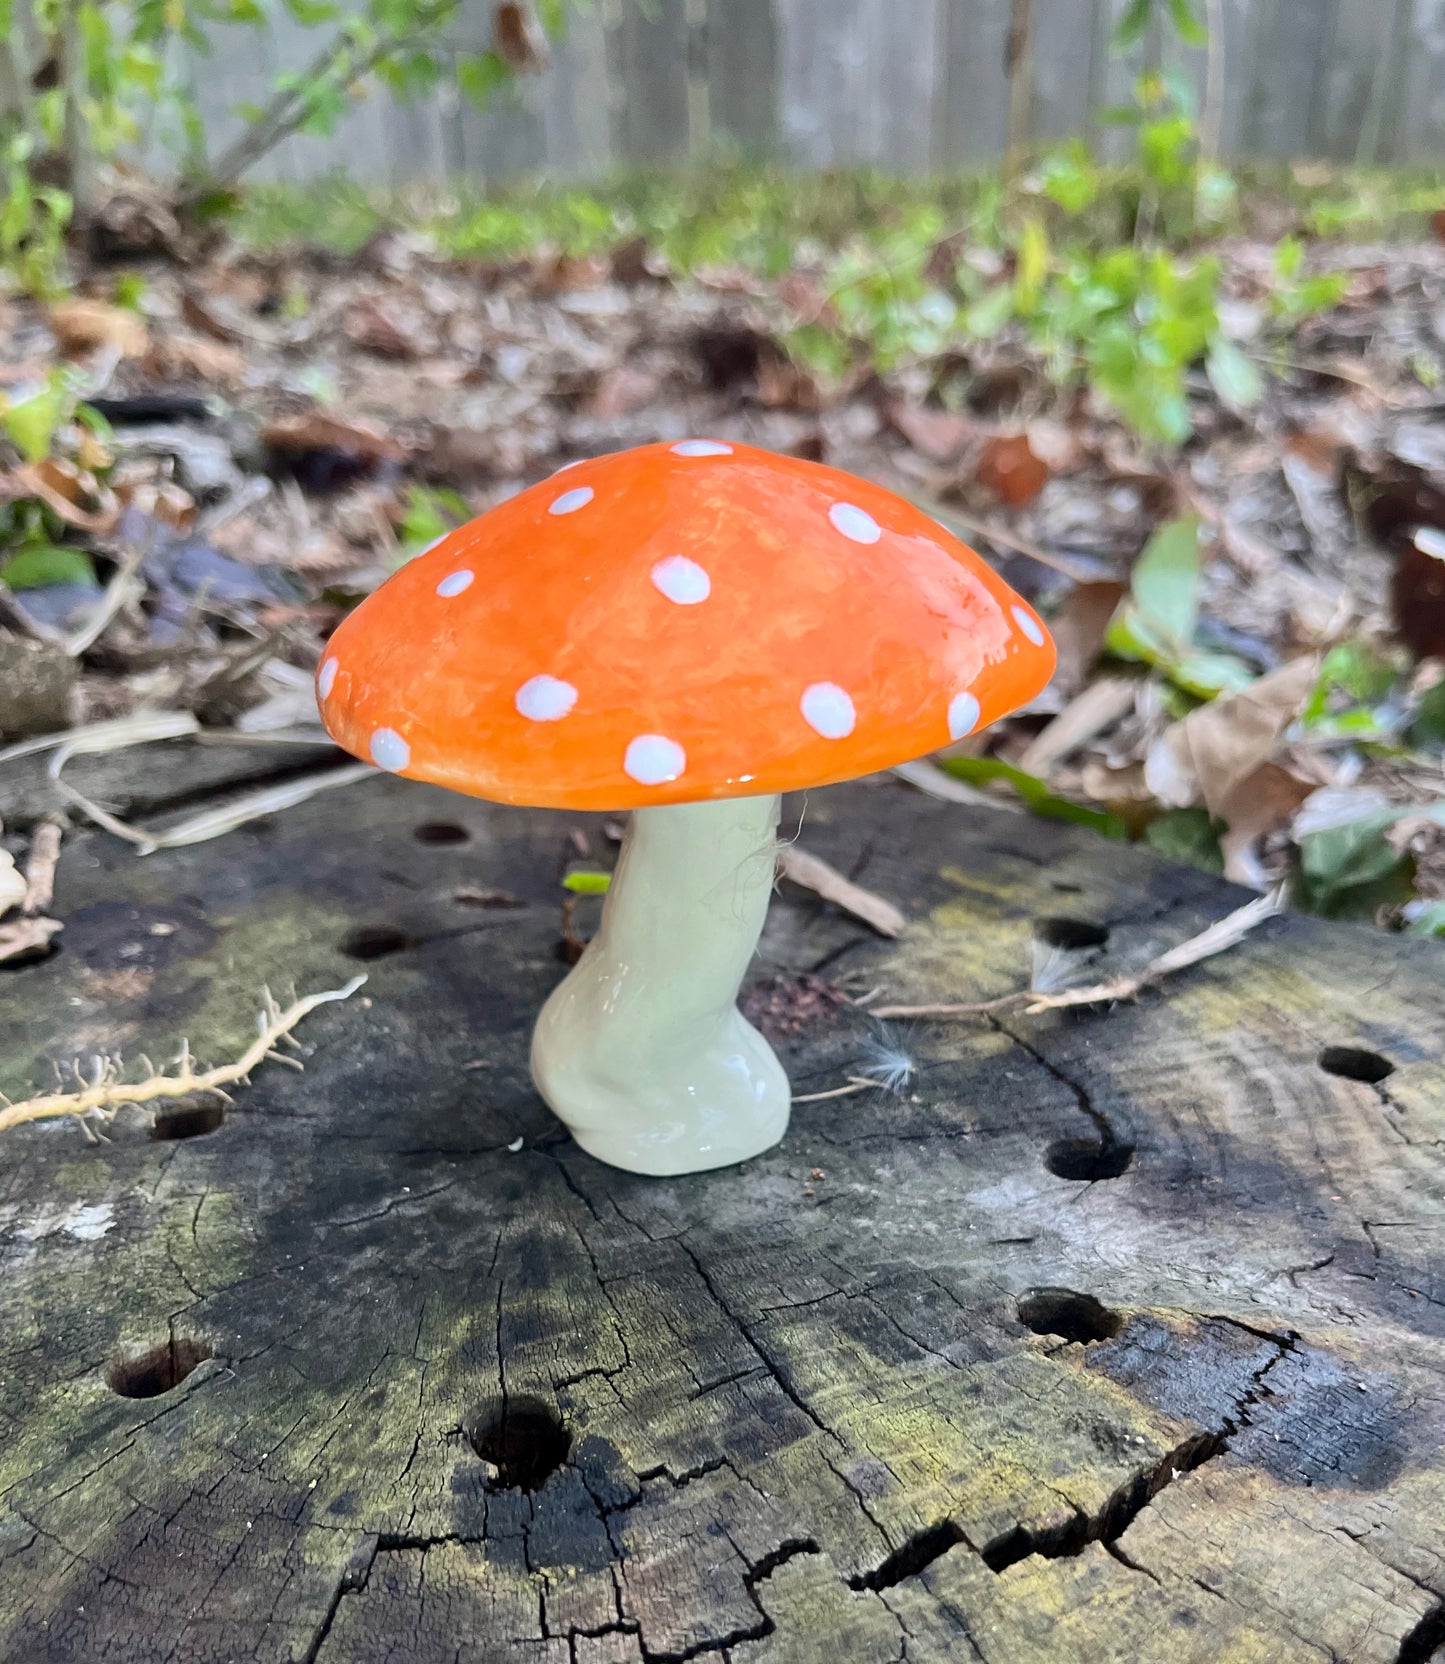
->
xmin=188 ymin=0 xmax=1445 ymax=186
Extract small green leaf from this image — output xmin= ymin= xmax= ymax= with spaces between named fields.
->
xmin=563 ymin=870 xmax=612 ymax=895
xmin=963 ymin=285 xmax=1015 ymax=340
xmin=1166 ymin=0 xmax=1208 ymax=46
xmin=1128 ymin=517 xmax=1201 ymax=648
xmin=1114 ymin=0 xmax=1153 ymax=48
xmin=939 ymin=757 xmax=1128 ymax=840
xmin=1167 ymin=649 xmax=1255 ymax=700
xmin=0 ymin=544 xmax=97 ymax=589
xmin=1409 ymin=680 xmax=1445 ymax=750
xmin=1145 ymin=808 xmax=1225 ymax=874
xmin=1206 ymin=335 xmax=1264 ymax=410
xmin=4 ymin=379 xmax=69 ymax=464
xmin=457 ymin=51 xmax=511 ymax=108
xmin=1298 ymin=810 xmax=1410 ymax=917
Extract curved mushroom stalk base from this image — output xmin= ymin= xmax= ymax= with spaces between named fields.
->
xmin=531 ymin=795 xmax=790 ymax=1176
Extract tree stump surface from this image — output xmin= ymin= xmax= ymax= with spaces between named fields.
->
xmin=3 ymin=747 xmax=1445 ymax=1664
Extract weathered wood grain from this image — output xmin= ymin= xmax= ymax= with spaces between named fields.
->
xmin=2 ymin=760 xmax=1444 ymax=1662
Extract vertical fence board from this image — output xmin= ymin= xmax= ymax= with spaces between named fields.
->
xmin=1032 ymin=0 xmax=1097 ymax=143
xmin=931 ymin=0 xmax=1012 ymax=166
xmin=169 ymin=0 xmax=1445 ymax=188
xmin=1401 ymin=0 xmax=1445 ymax=161
xmin=1313 ymin=0 xmax=1389 ymax=161
xmin=869 ymin=0 xmax=940 ymax=170
xmin=705 ymin=0 xmax=781 ymax=158
xmin=773 ymin=0 xmax=874 ymax=165
xmin=608 ymin=0 xmax=693 ymax=164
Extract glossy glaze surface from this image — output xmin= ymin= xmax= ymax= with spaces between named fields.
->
xmin=317 ymin=440 xmax=1055 ymax=811
xmin=531 ymin=794 xmax=789 ymax=1175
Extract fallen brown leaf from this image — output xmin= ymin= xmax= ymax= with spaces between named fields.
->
xmin=149 ymin=333 xmax=249 ymax=385
xmin=493 ymin=1 xmax=549 ymax=71
xmin=344 ymin=297 xmax=431 ymax=360
xmin=1392 ymin=527 xmax=1445 ymax=661
xmin=541 ymin=252 xmax=609 ymax=293
xmin=0 ymin=849 xmax=24 ymax=912
xmin=180 ymin=289 xmax=244 ymax=343
xmin=884 ymin=400 xmax=974 ymax=462
xmin=1217 ymin=762 xmax=1316 ymax=886
xmin=1049 ymin=580 xmax=1128 ymax=693
xmin=977 ymin=432 xmax=1051 ymax=506
xmin=0 ymin=914 xmax=62 ymax=966
xmin=1018 ymin=677 xmax=1137 ymax=777
xmin=49 ymin=299 xmax=148 ymax=359
xmin=261 ymin=411 xmax=407 ymax=463
xmin=16 ymin=459 xmax=119 ymax=533
xmin=1146 ymin=655 xmax=1319 ymax=816
xmin=584 ymin=364 xmax=661 ymax=420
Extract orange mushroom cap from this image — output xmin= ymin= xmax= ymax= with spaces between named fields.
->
xmin=316 ymin=440 xmax=1056 ymax=811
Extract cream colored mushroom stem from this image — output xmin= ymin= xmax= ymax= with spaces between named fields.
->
xmin=531 ymin=793 xmax=790 ymax=1176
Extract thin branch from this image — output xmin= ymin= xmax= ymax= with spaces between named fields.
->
xmin=192 ymin=27 xmax=425 ymax=199
xmin=0 ymin=975 xmax=367 ymax=1134
xmin=921 ymin=498 xmax=1104 ymax=583
xmin=63 ymin=538 xmax=147 ymax=658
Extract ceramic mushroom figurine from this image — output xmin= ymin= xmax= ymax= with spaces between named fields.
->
xmin=317 ymin=440 xmax=1055 ymax=1175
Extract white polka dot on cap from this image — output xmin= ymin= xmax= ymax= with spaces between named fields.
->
xmin=436 ymin=569 xmax=473 ymax=597
xmin=801 ymin=682 xmax=856 ymax=739
xmin=625 ymin=734 xmax=686 ymax=785
xmin=828 ymin=502 xmax=882 ymax=545
xmin=370 ymin=728 xmax=410 ymax=771
xmin=671 ymin=440 xmax=733 ymax=457
xmin=651 ymin=555 xmax=711 ymax=605
xmin=516 ymin=675 xmax=578 ymax=722
xmin=549 ymin=486 xmax=594 ymax=516
xmin=1012 ymin=604 xmax=1046 ymax=646
xmin=317 ymin=656 xmax=339 ymax=699
xmin=948 ymin=692 xmax=981 ymax=740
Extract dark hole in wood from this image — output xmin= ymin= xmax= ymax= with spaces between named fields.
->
xmin=1044 ymin=1137 xmax=1134 ymax=1181
xmin=1050 ymin=881 xmax=1084 ymax=894
xmin=150 ymin=1100 xmax=225 ymax=1141
xmin=0 ymin=938 xmax=61 ymax=971
xmin=467 ymin=1395 xmax=570 ymax=1492
xmin=1017 ymin=1288 xmax=1122 ymax=1345
xmin=106 ymin=1336 xmax=213 ymax=1398
xmin=413 ymin=821 xmax=470 ymax=846
xmin=1318 ymin=1046 xmax=1395 ymax=1084
xmin=340 ymin=925 xmax=422 ymax=960
xmin=1034 ymin=916 xmax=1110 ymax=951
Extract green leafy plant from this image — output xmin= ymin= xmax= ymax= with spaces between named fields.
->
xmin=0 ymin=0 xmax=578 ymax=291
xmin=395 ymin=483 xmax=470 ymax=561
xmin=939 ymin=755 xmax=1128 ymax=839
xmin=0 ymin=132 xmax=73 ymax=298
xmin=1105 ymin=518 xmax=1254 ymax=698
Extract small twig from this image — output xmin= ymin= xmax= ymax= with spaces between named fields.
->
xmin=777 ymin=845 xmax=905 ymax=938
xmin=37 ymin=714 xmax=373 ymax=854
xmin=793 ymin=1077 xmax=879 ymax=1104
xmin=0 ymin=975 xmax=367 ymax=1134
xmin=21 ymin=820 xmax=62 ymax=916
xmin=871 ymin=890 xmax=1284 ymax=1021
xmin=63 ymin=538 xmax=148 ymax=658
xmin=923 ymin=500 xmax=1102 ymax=583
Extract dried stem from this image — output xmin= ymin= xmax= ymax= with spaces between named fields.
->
xmin=0 ymin=975 xmax=367 ymax=1134
xmin=870 ymin=890 xmax=1283 ymax=1021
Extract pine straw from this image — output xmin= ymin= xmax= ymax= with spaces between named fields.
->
xmin=0 ymin=974 xmax=366 ymax=1135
